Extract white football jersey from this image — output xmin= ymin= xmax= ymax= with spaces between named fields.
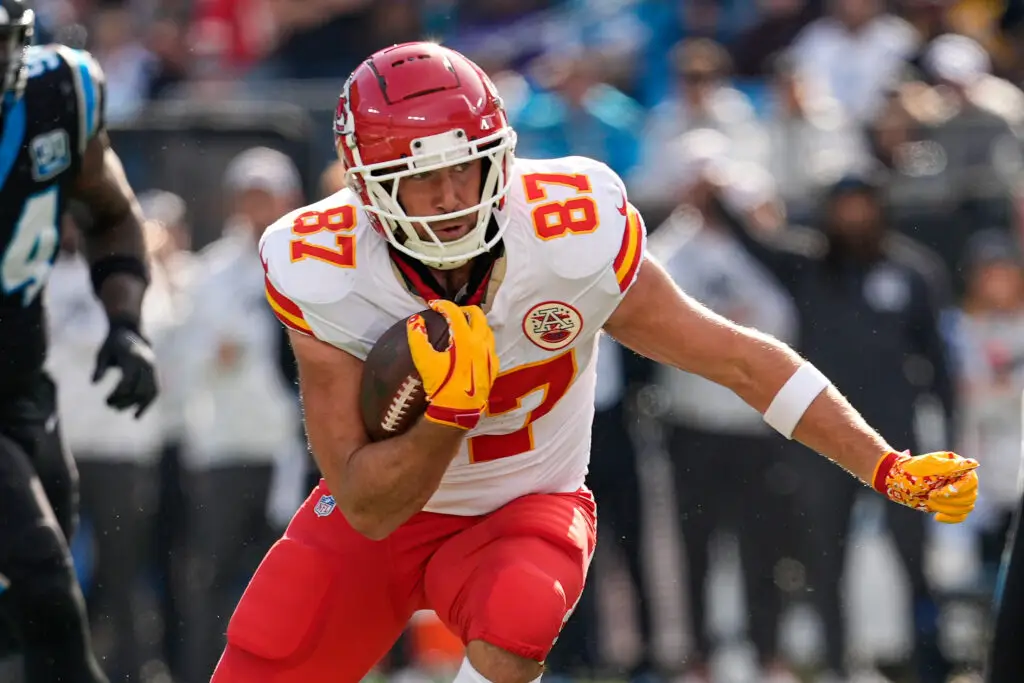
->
xmin=260 ymin=156 xmax=647 ymax=515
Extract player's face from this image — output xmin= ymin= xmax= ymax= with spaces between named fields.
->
xmin=235 ymin=188 xmax=291 ymax=235
xmin=397 ymin=159 xmax=483 ymax=242
xmin=971 ymin=262 xmax=1024 ymax=312
xmin=827 ymin=192 xmax=883 ymax=245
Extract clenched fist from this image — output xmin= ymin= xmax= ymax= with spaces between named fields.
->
xmin=873 ymin=450 xmax=979 ymax=524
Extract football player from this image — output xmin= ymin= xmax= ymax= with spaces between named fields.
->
xmin=0 ymin=1 xmax=157 ymax=681
xmin=219 ymin=42 xmax=979 ymax=683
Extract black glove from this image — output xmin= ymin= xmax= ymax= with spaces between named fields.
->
xmin=92 ymin=317 xmax=159 ymax=417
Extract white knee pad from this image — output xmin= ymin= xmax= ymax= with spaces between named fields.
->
xmin=452 ymin=657 xmax=542 ymax=683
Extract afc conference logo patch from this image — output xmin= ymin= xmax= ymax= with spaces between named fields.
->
xmin=522 ymin=301 xmax=583 ymax=351
xmin=30 ymin=129 xmax=71 ymax=181
xmin=314 ymin=494 xmax=336 ymax=518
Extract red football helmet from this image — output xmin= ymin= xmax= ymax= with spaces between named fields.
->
xmin=334 ymin=42 xmax=517 ymax=270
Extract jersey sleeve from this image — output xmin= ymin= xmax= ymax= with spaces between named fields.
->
xmin=53 ymin=46 xmax=106 ymax=153
xmin=258 ymin=203 xmax=375 ymax=360
xmin=527 ymin=158 xmax=647 ymax=320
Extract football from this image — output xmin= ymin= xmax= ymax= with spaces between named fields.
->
xmin=359 ymin=308 xmax=450 ymax=441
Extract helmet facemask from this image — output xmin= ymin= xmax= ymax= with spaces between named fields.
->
xmin=344 ymin=126 xmax=517 ymax=270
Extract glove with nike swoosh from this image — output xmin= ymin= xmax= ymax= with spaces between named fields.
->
xmin=872 ymin=450 xmax=980 ymax=524
xmin=407 ymin=300 xmax=498 ymax=430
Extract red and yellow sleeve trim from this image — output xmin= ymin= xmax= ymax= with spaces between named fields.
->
xmin=613 ymin=203 xmax=644 ymax=293
xmin=265 ymin=276 xmax=313 ymax=335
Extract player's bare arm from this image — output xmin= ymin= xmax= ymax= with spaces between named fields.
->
xmin=605 ymin=257 xmax=888 ymax=482
xmin=605 ymin=256 xmax=978 ymax=522
xmin=289 ymin=328 xmax=467 ymax=540
xmin=71 ymin=131 xmax=147 ymax=321
xmin=70 ymin=130 xmax=158 ymax=415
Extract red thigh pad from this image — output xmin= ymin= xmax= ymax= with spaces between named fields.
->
xmin=226 ymin=538 xmax=333 ymax=660
xmin=214 ymin=484 xmax=416 ymax=683
xmin=425 ymin=491 xmax=597 ymax=661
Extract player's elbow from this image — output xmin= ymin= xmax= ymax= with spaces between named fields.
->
xmin=337 ymin=502 xmax=396 ymax=541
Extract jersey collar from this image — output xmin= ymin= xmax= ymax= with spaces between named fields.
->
xmin=389 ymin=241 xmax=504 ymax=308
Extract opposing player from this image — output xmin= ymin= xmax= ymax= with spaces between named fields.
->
xmin=0 ymin=1 xmax=157 ymax=681
xmin=218 ymin=42 xmax=979 ymax=683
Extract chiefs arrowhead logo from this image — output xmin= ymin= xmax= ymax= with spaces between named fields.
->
xmin=522 ymin=301 xmax=583 ymax=351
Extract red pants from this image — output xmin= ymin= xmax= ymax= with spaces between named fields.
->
xmin=211 ymin=481 xmax=597 ymax=683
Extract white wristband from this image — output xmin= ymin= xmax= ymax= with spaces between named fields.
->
xmin=763 ymin=362 xmax=831 ymax=439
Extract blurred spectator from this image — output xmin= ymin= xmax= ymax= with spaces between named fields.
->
xmin=788 ymin=0 xmax=918 ymax=122
xmin=872 ymin=34 xmax=1024 ymax=278
xmin=548 ymin=336 xmax=657 ymax=680
xmin=189 ymin=0 xmax=276 ymax=79
xmin=89 ymin=6 xmax=156 ymax=123
xmin=632 ymin=0 xmax=725 ymax=109
xmin=629 ymin=38 xmax=767 ymax=211
xmin=901 ymin=0 xmax=961 ymax=82
xmin=761 ymin=53 xmax=870 ymax=221
xmin=951 ymin=229 xmax=1024 ymax=578
xmin=177 ymin=147 xmax=304 ymax=681
xmin=319 ymin=159 xmax=346 ymax=199
xmin=44 ymin=217 xmax=175 ymax=683
xmin=918 ymin=34 xmax=1024 ymax=189
xmin=136 ymin=190 xmax=195 ymax=681
xmin=731 ymin=0 xmax=818 ymax=78
xmin=144 ymin=15 xmax=189 ymax=99
xmin=442 ymin=0 xmax=565 ymax=74
xmin=242 ymin=0 xmax=420 ymax=82
xmin=648 ymin=130 xmax=801 ymax=683
xmin=713 ymin=171 xmax=956 ymax=682
xmin=513 ymin=50 xmax=645 ymax=178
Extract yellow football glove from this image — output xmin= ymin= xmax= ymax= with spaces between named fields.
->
xmin=872 ymin=450 xmax=980 ymax=524
xmin=406 ymin=300 xmax=498 ymax=430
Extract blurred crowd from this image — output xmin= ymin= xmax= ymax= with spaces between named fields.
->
xmin=34 ymin=1 xmax=1024 ymax=683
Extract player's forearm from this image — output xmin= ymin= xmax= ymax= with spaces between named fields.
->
xmin=74 ymin=141 xmax=149 ymax=323
xmin=332 ymin=419 xmax=464 ymax=540
xmin=729 ymin=331 xmax=893 ymax=484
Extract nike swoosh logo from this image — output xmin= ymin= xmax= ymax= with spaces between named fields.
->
xmin=616 ymin=189 xmax=628 ymax=217
xmin=465 ymin=364 xmax=476 ymax=398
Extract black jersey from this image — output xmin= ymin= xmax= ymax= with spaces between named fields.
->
xmin=0 ymin=44 xmax=104 ymax=397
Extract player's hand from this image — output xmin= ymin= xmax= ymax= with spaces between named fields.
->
xmin=872 ymin=450 xmax=979 ymax=524
xmin=93 ymin=317 xmax=159 ymax=418
xmin=407 ymin=300 xmax=497 ymax=430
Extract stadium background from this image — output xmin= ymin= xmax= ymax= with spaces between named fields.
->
xmin=26 ymin=0 xmax=1024 ymax=682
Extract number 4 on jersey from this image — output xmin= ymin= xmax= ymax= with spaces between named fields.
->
xmin=1 ymin=188 xmax=60 ymax=306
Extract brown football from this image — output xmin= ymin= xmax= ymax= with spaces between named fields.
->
xmin=359 ymin=308 xmax=450 ymax=441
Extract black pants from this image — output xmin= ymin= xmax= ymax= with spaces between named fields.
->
xmin=987 ymin=489 xmax=1024 ymax=683
xmin=668 ymin=425 xmax=802 ymax=668
xmin=185 ymin=462 xmax=276 ymax=683
xmin=0 ymin=374 xmax=107 ymax=683
xmin=548 ymin=402 xmax=655 ymax=677
xmin=77 ymin=459 xmax=152 ymax=683
xmin=153 ymin=441 xmax=189 ymax=680
xmin=796 ymin=450 xmax=946 ymax=681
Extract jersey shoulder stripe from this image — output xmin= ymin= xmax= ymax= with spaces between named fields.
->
xmin=614 ymin=204 xmax=644 ymax=292
xmin=264 ymin=272 xmax=313 ymax=335
xmin=51 ymin=46 xmax=105 ymax=153
xmin=0 ymin=95 xmax=26 ymax=188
